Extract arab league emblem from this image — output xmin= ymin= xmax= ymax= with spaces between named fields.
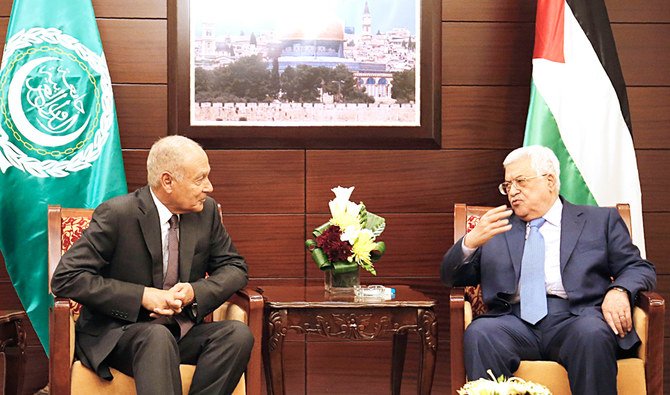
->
xmin=0 ymin=27 xmax=114 ymax=178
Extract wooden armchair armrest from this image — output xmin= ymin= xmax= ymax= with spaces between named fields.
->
xmin=449 ymin=287 xmax=466 ymax=395
xmin=227 ymin=287 xmax=264 ymax=395
xmin=50 ymin=297 xmax=73 ymax=395
xmin=635 ymin=291 xmax=665 ymax=394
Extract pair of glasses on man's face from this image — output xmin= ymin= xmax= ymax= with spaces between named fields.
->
xmin=498 ymin=174 xmax=548 ymax=195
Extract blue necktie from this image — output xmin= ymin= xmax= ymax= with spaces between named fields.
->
xmin=519 ymin=218 xmax=547 ymax=324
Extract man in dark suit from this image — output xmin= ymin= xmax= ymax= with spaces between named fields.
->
xmin=441 ymin=145 xmax=655 ymax=395
xmin=51 ymin=135 xmax=253 ymax=395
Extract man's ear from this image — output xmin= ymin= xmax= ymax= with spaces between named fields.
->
xmin=547 ymin=173 xmax=557 ymax=191
xmin=160 ymin=172 xmax=174 ymax=193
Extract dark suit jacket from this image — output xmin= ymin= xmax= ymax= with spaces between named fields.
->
xmin=441 ymin=198 xmax=656 ymax=349
xmin=51 ymin=186 xmax=248 ymax=378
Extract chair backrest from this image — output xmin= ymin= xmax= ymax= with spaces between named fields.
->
xmin=47 ymin=206 xmax=94 ymax=295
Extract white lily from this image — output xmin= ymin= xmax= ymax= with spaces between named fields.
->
xmin=328 ymin=186 xmax=361 ymax=230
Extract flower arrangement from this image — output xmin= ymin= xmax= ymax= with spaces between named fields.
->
xmin=458 ymin=370 xmax=551 ymax=395
xmin=306 ymin=186 xmax=386 ymax=279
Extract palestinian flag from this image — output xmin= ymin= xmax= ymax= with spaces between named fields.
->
xmin=524 ymin=0 xmax=645 ymax=254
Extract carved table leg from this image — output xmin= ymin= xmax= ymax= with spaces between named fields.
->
xmin=391 ymin=331 xmax=408 ymax=395
xmin=417 ymin=309 xmax=437 ymax=395
xmin=263 ymin=309 xmax=288 ymax=395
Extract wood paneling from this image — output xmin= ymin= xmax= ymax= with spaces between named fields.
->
xmin=644 ymin=213 xmax=670 ymax=274
xmin=0 ymin=1 xmax=166 ymax=18
xmin=93 ymin=0 xmax=166 ymax=19
xmin=0 ymin=280 xmax=21 ymax=310
xmin=307 ymin=150 xmax=509 ymax=214
xmin=442 ymin=86 xmax=528 ymax=149
xmin=629 ymin=87 xmax=670 ymax=149
xmin=606 ymin=0 xmax=670 ymax=23
xmin=638 ymin=151 xmax=670 ymax=212
xmin=208 ymin=151 xmax=305 ymax=214
xmin=115 ymin=84 xmax=167 ymax=148
xmin=442 ymin=22 xmax=534 ymax=86
xmin=97 ymin=19 xmax=166 ymax=84
xmin=614 ymin=24 xmax=670 ymax=87
xmin=121 ymin=150 xmax=149 ymax=192
xmin=442 ymin=0 xmax=536 ymax=22
xmin=222 ymin=215 xmax=305 ymax=279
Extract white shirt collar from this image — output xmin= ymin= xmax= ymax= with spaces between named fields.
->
xmin=149 ymin=187 xmax=176 ymax=225
xmin=542 ymin=196 xmax=563 ymax=227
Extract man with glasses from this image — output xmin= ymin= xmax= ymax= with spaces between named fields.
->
xmin=441 ymin=145 xmax=655 ymax=395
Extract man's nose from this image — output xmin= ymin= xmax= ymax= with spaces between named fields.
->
xmin=203 ymin=178 xmax=213 ymax=193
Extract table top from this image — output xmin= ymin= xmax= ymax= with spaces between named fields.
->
xmin=258 ymin=285 xmax=436 ymax=309
xmin=0 ymin=310 xmax=26 ymax=324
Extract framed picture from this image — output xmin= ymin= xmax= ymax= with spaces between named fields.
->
xmin=168 ymin=0 xmax=441 ymax=149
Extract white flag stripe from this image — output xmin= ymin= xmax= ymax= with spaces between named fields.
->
xmin=531 ymin=3 xmax=645 ymax=253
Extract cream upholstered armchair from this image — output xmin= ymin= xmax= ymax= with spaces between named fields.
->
xmin=47 ymin=205 xmax=263 ymax=395
xmin=449 ymin=203 xmax=664 ymax=395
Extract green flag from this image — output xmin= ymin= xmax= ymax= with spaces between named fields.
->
xmin=0 ymin=0 xmax=127 ymax=352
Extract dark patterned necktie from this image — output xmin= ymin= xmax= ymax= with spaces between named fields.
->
xmin=163 ymin=215 xmax=179 ymax=290
xmin=162 ymin=214 xmax=193 ymax=337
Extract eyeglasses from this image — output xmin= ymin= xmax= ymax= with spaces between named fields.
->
xmin=498 ymin=174 xmax=548 ymax=195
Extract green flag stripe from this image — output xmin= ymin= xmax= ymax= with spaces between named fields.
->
xmin=523 ymin=81 xmax=596 ymax=206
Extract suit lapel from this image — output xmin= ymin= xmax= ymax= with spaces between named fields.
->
xmin=137 ymin=187 xmax=164 ymax=288
xmin=560 ymin=200 xmax=586 ymax=273
xmin=505 ymin=215 xmax=526 ymax=282
xmin=179 ymin=213 xmax=197 ymax=281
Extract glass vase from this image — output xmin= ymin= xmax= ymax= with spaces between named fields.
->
xmin=325 ymin=267 xmax=360 ymax=293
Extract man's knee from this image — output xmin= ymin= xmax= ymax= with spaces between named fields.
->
xmin=226 ymin=321 xmax=254 ymax=353
xmin=135 ymin=324 xmax=179 ymax=351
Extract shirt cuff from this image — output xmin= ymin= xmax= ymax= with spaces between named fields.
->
xmin=461 ymin=237 xmax=476 ymax=260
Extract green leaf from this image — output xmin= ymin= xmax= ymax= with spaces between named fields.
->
xmin=364 ymin=211 xmax=386 ymax=236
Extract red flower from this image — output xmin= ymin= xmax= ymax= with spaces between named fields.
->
xmin=316 ymin=225 xmax=351 ymax=262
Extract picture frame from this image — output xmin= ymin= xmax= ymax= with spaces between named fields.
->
xmin=168 ymin=0 xmax=441 ymax=149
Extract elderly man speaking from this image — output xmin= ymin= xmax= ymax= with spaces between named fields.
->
xmin=441 ymin=145 xmax=655 ymax=394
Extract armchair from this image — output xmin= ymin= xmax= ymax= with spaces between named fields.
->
xmin=449 ymin=203 xmax=664 ymax=395
xmin=47 ymin=205 xmax=263 ymax=395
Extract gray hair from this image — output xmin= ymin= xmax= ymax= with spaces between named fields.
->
xmin=147 ymin=136 xmax=203 ymax=187
xmin=503 ymin=145 xmax=561 ymax=191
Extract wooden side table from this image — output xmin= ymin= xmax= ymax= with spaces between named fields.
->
xmin=261 ymin=285 xmax=438 ymax=395
xmin=0 ymin=310 xmax=27 ymax=395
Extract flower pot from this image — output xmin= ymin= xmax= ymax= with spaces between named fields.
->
xmin=325 ymin=267 xmax=360 ymax=293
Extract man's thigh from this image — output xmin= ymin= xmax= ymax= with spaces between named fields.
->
xmin=177 ymin=320 xmax=252 ymax=365
xmin=542 ymin=312 xmax=616 ymax=361
xmin=465 ymin=314 xmax=542 ymax=360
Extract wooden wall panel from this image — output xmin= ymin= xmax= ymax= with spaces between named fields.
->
xmin=307 ymin=150 xmax=509 ymax=214
xmin=97 ymin=19 xmax=166 ymax=84
xmin=115 ymin=84 xmax=167 ymax=149
xmin=0 ymin=1 xmax=166 ymax=18
xmin=644 ymin=213 xmax=670 ymax=275
xmin=637 ymin=151 xmax=670 ymax=212
xmin=121 ymin=150 xmax=149 ymax=192
xmin=442 ymin=22 xmax=534 ymax=86
xmin=222 ymin=215 xmax=305 ymax=279
xmin=442 ymin=0 xmax=535 ymax=22
xmin=92 ymin=0 xmax=166 ymax=19
xmin=606 ymin=0 xmax=670 ymax=23
xmin=628 ymin=87 xmax=670 ymax=149
xmin=614 ymin=24 xmax=670 ymax=87
xmin=207 ymin=151 xmax=305 ymax=214
xmin=442 ymin=86 xmax=528 ymax=149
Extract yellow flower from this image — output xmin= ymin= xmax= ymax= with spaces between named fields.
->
xmin=350 ymin=229 xmax=377 ymax=266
